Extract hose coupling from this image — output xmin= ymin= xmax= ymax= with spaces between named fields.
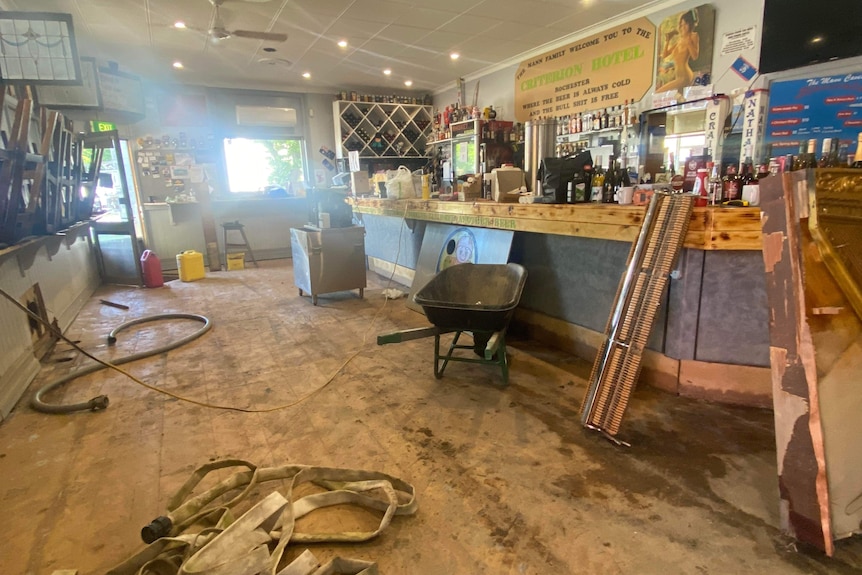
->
xmin=88 ymin=395 xmax=110 ymax=411
xmin=141 ymin=515 xmax=173 ymax=543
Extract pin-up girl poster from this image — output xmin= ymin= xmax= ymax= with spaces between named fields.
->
xmin=655 ymin=5 xmax=715 ymax=96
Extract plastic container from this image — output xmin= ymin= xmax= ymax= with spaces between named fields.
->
xmin=176 ymin=250 xmax=205 ymax=282
xmin=226 ymin=252 xmax=245 ymax=271
xmin=140 ymin=249 xmax=164 ymax=288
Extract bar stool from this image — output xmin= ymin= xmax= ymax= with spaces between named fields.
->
xmin=221 ymin=220 xmax=258 ymax=268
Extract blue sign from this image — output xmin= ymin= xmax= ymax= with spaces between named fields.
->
xmin=764 ymin=72 xmax=862 ymax=158
xmin=731 ymin=56 xmax=757 ymax=81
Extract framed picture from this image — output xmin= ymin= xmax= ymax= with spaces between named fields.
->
xmin=0 ymin=11 xmax=82 ymax=84
xmin=35 ymin=56 xmax=101 ymax=109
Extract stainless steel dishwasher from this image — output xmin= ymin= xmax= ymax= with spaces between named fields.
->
xmin=290 ymin=225 xmax=366 ymax=305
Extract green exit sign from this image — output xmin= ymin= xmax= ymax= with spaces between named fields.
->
xmin=90 ymin=121 xmax=117 ymax=132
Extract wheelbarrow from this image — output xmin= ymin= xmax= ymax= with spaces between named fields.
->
xmin=377 ymin=263 xmax=527 ymax=384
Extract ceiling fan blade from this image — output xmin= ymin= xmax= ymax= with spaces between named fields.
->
xmin=230 ymin=30 xmax=288 ymax=42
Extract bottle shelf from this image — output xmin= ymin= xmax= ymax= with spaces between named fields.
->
xmin=334 ymin=100 xmax=433 ymax=160
xmin=556 ymin=125 xmax=638 ymax=142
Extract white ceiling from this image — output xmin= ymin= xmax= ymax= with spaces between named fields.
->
xmin=1 ymin=0 xmax=667 ymax=94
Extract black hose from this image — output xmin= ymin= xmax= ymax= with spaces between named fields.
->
xmin=31 ymin=313 xmax=212 ymax=414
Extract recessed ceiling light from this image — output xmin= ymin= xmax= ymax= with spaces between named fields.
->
xmin=337 ymin=40 xmax=348 ymax=48
xmin=404 ymin=80 xmax=413 ymax=87
xmin=302 ymin=72 xmax=311 ymax=79
xmin=172 ymin=61 xmax=184 ymax=69
xmin=173 ymin=21 xmax=186 ymax=29
xmin=383 ymin=68 xmax=392 ymax=76
xmin=450 ymin=52 xmax=460 ymax=60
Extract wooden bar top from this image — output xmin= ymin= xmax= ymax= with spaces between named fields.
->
xmin=349 ymin=198 xmax=762 ymax=251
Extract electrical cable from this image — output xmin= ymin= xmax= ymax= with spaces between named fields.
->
xmin=0 ymin=200 xmax=412 ymax=415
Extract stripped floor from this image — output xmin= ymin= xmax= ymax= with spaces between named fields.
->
xmin=1 ymin=259 xmax=860 ymax=574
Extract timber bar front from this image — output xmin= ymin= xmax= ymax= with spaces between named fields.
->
xmin=352 ymin=197 xmax=770 ymax=407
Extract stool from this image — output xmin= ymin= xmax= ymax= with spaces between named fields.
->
xmin=221 ymin=220 xmax=258 ymax=268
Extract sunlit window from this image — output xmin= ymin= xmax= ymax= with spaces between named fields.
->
xmin=223 ymin=138 xmax=306 ymax=195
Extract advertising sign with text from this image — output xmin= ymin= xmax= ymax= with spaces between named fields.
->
xmin=514 ymin=17 xmax=656 ymax=123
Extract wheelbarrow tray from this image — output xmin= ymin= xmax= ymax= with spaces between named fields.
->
xmin=413 ymin=263 xmax=527 ymax=333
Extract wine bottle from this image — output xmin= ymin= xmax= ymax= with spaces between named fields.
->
xmin=591 ymin=156 xmax=605 ymax=201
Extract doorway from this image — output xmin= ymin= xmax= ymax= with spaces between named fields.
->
xmin=83 ymin=131 xmax=143 ymax=285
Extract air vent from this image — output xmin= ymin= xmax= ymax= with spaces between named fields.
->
xmin=256 ymin=57 xmax=292 ymax=67
xmin=235 ymin=105 xmax=297 ymax=127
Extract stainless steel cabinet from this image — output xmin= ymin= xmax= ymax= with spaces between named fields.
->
xmin=290 ymin=226 xmax=366 ymax=305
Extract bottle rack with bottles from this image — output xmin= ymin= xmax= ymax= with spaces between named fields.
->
xmin=333 ymin=100 xmax=433 ymax=160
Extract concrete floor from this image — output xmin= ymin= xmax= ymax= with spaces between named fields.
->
xmin=1 ymin=258 xmax=861 ymax=574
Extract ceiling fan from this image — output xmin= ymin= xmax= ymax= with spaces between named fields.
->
xmin=206 ymin=0 xmax=288 ymax=43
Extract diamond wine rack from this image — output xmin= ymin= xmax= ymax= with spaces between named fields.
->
xmin=333 ymin=100 xmax=433 ymax=160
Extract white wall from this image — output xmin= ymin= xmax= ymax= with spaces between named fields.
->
xmin=0 ymin=229 xmax=101 ymax=421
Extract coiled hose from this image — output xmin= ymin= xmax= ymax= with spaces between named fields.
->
xmin=32 ymin=313 xmax=211 ymax=414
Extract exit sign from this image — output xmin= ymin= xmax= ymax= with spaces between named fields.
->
xmin=90 ymin=120 xmax=117 ymax=132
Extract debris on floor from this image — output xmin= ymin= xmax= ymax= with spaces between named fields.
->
xmin=107 ymin=460 xmax=417 ymax=575
xmin=381 ymin=288 xmax=406 ymax=300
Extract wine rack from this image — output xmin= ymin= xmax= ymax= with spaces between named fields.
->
xmin=333 ymin=100 xmax=433 ymax=160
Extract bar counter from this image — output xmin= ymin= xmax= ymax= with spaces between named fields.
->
xmin=350 ymin=196 xmax=772 ymax=408
xmin=349 ymin=198 xmax=763 ymax=251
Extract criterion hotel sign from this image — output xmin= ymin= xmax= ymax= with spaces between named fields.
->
xmin=514 ymin=17 xmax=656 ymax=122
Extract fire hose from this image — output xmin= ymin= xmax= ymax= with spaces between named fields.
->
xmin=31 ymin=313 xmax=211 ymax=414
xmin=107 ymin=459 xmax=418 ymax=575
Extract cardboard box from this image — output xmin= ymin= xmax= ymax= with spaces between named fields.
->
xmin=490 ymin=167 xmax=525 ymax=202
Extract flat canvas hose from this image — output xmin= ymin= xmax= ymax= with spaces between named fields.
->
xmin=31 ymin=313 xmax=212 ymax=414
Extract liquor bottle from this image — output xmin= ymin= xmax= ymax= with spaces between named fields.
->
xmin=722 ymin=164 xmax=741 ymax=201
xmin=602 ymin=108 xmax=609 ymax=129
xmin=805 ymin=138 xmax=817 ymax=168
xmin=854 ymin=133 xmax=862 ymax=168
xmin=740 ymin=157 xmax=755 ymax=185
xmin=707 ymin=162 xmax=722 ymax=205
xmin=602 ymin=155 xmax=616 ymax=203
xmin=755 ymin=163 xmax=770 ymax=182
xmin=591 ymin=156 xmax=604 ymax=202
xmin=818 ymin=138 xmax=833 ymax=167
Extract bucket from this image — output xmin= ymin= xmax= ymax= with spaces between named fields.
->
xmin=226 ymin=252 xmax=245 ymax=271
xmin=176 ymin=250 xmax=205 ymax=282
xmin=141 ymin=249 xmax=164 ymax=288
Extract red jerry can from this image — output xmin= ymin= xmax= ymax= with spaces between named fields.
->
xmin=141 ymin=249 xmax=164 ymax=288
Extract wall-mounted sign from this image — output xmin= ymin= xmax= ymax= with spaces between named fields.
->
xmin=514 ymin=17 xmax=656 ymax=122
xmin=35 ymin=57 xmax=101 ymax=109
xmin=655 ymin=4 xmax=715 ymax=97
xmin=97 ymin=64 xmax=145 ymax=116
xmin=764 ymin=72 xmax=862 ymax=159
xmin=89 ymin=120 xmax=117 ymax=133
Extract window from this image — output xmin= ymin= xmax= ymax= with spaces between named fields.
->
xmin=223 ymin=137 xmax=306 ymax=195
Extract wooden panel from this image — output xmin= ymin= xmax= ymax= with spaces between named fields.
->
xmin=350 ymin=198 xmax=762 ymax=251
xmin=678 ymin=359 xmax=772 ymax=408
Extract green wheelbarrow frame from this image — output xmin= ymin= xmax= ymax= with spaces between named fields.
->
xmin=377 ymin=326 xmax=510 ymax=384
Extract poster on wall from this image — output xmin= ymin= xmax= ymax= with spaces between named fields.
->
xmin=513 ymin=17 xmax=656 ymax=123
xmin=763 ymin=73 xmax=862 ymax=160
xmin=654 ymin=4 xmax=715 ymax=98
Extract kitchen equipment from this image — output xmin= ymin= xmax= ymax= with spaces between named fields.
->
xmin=290 ymin=226 xmax=366 ymax=305
xmin=524 ymin=118 xmax=557 ymax=193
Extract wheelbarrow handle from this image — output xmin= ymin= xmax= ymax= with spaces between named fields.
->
xmin=377 ymin=326 xmax=453 ymax=345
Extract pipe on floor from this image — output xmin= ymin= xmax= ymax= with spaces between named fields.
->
xmin=31 ymin=313 xmax=212 ymax=414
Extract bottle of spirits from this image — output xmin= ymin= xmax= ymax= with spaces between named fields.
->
xmin=591 ymin=156 xmax=605 ymax=201
xmin=602 ymin=155 xmax=616 ymax=203
xmin=722 ymin=164 xmax=741 ymax=201
xmin=818 ymin=138 xmax=833 ymax=167
xmin=707 ymin=162 xmax=722 ymax=205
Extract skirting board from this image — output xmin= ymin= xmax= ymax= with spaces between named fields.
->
xmin=512 ymin=308 xmax=771 ymax=408
xmin=367 ymin=256 xmax=414 ymax=288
